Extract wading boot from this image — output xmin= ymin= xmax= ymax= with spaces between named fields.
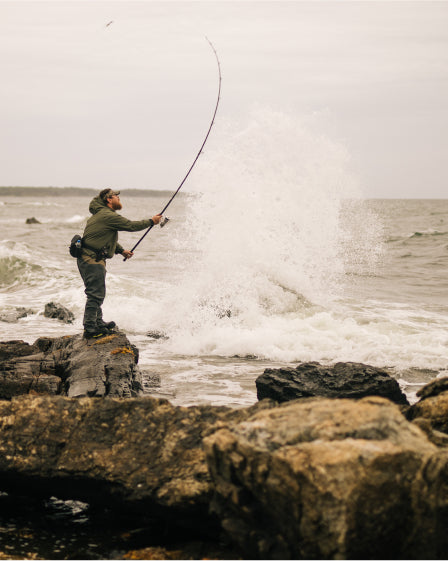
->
xmin=97 ymin=320 xmax=116 ymax=330
xmin=83 ymin=328 xmax=111 ymax=339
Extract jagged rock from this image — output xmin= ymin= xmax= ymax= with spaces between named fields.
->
xmin=0 ymin=395 xmax=274 ymax=524
xmin=416 ymin=376 xmax=448 ymax=400
xmin=43 ymin=302 xmax=75 ymax=324
xmin=407 ymin=377 xmax=448 ymax=434
xmin=256 ymin=361 xmax=409 ymax=405
xmin=25 ymin=217 xmax=40 ymax=224
xmin=0 ymin=307 xmax=35 ymax=323
xmin=0 ymin=332 xmax=143 ymax=399
xmin=0 ymin=339 xmax=61 ymax=399
xmin=146 ymin=330 xmax=168 ymax=340
xmin=0 ymin=340 xmax=41 ymax=361
xmin=204 ymin=396 xmax=447 ymax=560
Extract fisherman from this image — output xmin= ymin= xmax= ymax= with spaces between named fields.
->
xmin=78 ymin=188 xmax=161 ymax=338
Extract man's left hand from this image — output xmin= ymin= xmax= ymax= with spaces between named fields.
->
xmin=122 ymin=250 xmax=134 ymax=259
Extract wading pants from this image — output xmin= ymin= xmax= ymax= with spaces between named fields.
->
xmin=77 ymin=255 xmax=106 ymax=332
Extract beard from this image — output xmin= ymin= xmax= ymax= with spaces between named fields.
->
xmin=110 ymin=200 xmax=122 ymax=211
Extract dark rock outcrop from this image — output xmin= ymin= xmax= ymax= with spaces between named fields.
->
xmin=204 ymin=396 xmax=446 ymax=560
xmin=0 ymin=332 xmax=142 ymax=399
xmin=25 ymin=217 xmax=40 ymax=224
xmin=256 ymin=361 xmax=409 ymax=405
xmin=43 ymin=302 xmax=75 ymax=323
xmin=0 ymin=395 xmax=273 ymax=525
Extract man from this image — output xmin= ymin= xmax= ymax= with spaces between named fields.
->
xmin=78 ymin=188 xmax=161 ymax=338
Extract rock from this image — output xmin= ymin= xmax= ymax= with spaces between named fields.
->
xmin=0 ymin=332 xmax=143 ymax=399
xmin=43 ymin=302 xmax=75 ymax=324
xmin=204 ymin=396 xmax=447 ymax=560
xmin=146 ymin=330 xmax=168 ymax=340
xmin=256 ymin=361 xmax=409 ymax=405
xmin=416 ymin=376 xmax=448 ymax=400
xmin=0 ymin=340 xmax=40 ymax=361
xmin=0 ymin=307 xmax=35 ymax=323
xmin=25 ymin=217 xmax=40 ymax=224
xmin=0 ymin=395 xmax=274 ymax=525
xmin=407 ymin=377 xmax=448 ymax=434
xmin=411 ymin=417 xmax=448 ymax=447
xmin=0 ymin=339 xmax=61 ymax=399
xmin=50 ymin=332 xmax=143 ymax=398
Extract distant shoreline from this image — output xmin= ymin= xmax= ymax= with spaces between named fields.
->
xmin=1 ymin=188 xmax=445 ymax=202
xmin=0 ymin=186 xmax=178 ymax=197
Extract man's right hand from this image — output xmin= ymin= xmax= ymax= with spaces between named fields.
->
xmin=152 ymin=214 xmax=163 ymax=225
xmin=122 ymin=250 xmax=134 ymax=259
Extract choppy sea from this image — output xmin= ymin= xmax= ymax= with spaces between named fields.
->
xmin=1 ymin=189 xmax=447 ymax=407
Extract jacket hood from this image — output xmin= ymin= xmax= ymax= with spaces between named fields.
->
xmin=89 ymin=196 xmax=108 ymax=215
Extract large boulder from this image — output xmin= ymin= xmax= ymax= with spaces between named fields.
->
xmin=204 ymin=396 xmax=447 ymax=560
xmin=256 ymin=361 xmax=409 ymax=405
xmin=0 ymin=332 xmax=143 ymax=399
xmin=407 ymin=377 xmax=448 ymax=434
xmin=0 ymin=395 xmax=273 ymax=526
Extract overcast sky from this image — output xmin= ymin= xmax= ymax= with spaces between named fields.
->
xmin=0 ymin=0 xmax=447 ymax=198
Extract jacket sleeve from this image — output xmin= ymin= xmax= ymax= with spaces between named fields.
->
xmin=105 ymin=213 xmax=154 ymax=232
xmin=115 ymin=243 xmax=124 ymax=255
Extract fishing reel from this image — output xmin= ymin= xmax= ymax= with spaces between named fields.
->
xmin=159 ymin=216 xmax=170 ymax=228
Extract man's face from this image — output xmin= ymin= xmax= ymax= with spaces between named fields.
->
xmin=107 ymin=195 xmax=122 ymax=211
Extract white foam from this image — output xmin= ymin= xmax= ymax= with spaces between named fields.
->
xmin=130 ymin=108 xmax=379 ymax=348
xmin=101 ymin=108 xmax=447 ymax=377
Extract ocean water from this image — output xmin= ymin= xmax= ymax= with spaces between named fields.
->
xmin=1 ymin=119 xmax=447 ymax=408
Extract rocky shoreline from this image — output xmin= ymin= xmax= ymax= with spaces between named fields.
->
xmin=1 ymin=332 xmax=448 ymax=559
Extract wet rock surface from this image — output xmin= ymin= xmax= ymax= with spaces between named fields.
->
xmin=0 ymin=332 xmax=142 ymax=399
xmin=256 ymin=361 xmax=409 ymax=405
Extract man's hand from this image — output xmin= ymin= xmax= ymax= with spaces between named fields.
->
xmin=122 ymin=250 xmax=134 ymax=259
xmin=152 ymin=214 xmax=163 ymax=225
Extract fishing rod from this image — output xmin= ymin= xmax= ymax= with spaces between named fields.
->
xmin=124 ymin=37 xmax=222 ymax=261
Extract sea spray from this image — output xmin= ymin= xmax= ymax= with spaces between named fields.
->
xmin=151 ymin=107 xmax=383 ymax=357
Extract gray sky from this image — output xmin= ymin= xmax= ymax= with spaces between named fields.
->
xmin=0 ymin=0 xmax=447 ymax=198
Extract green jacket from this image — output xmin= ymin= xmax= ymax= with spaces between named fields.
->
xmin=82 ymin=196 xmax=153 ymax=259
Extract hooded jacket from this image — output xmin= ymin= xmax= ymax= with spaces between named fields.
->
xmin=81 ymin=196 xmax=153 ymax=259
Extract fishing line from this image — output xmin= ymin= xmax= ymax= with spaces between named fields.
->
xmin=124 ymin=37 xmax=222 ymax=261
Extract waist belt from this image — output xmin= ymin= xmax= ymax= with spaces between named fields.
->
xmin=82 ymin=240 xmax=108 ymax=261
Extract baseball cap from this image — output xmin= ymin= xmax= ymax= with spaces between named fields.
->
xmin=100 ymin=188 xmax=121 ymax=200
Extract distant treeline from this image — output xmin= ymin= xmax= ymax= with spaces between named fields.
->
xmin=0 ymin=187 xmax=178 ymax=198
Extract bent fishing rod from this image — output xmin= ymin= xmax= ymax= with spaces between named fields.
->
xmin=124 ymin=37 xmax=222 ymax=261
